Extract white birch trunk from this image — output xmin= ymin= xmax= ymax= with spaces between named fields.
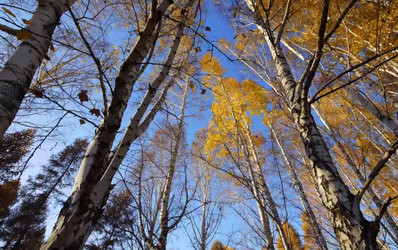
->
xmin=241 ymin=118 xmax=289 ymax=250
xmin=270 ymin=125 xmax=328 ymax=250
xmin=157 ymin=79 xmax=189 ymax=250
xmin=0 ymin=0 xmax=77 ymax=137
xmin=218 ymin=81 xmax=276 ymax=249
xmin=243 ymin=1 xmax=381 ymax=247
xmin=270 ymin=41 xmax=378 ymax=249
xmin=269 ymin=44 xmax=378 ymax=249
xmin=322 ymin=115 xmax=398 ymax=246
xmin=41 ymin=1 xmax=173 ymax=248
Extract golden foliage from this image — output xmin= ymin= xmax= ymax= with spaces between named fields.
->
xmin=301 ymin=212 xmax=317 ymax=250
xmin=276 ymin=221 xmax=303 ymax=250
xmin=211 ymin=240 xmax=235 ymax=250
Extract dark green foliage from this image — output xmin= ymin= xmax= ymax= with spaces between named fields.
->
xmin=0 ymin=129 xmax=35 ymax=182
xmin=0 ymin=138 xmax=88 ymax=249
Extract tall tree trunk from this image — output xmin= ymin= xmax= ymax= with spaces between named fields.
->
xmin=281 ymin=36 xmax=398 ymax=244
xmin=219 ymin=82 xmax=276 ymax=249
xmin=267 ymin=40 xmax=378 ymax=249
xmin=41 ymin=1 xmax=173 ymax=248
xmin=200 ymin=188 xmax=208 ymax=250
xmin=328 ymin=123 xmax=398 ymax=245
xmin=242 ymin=125 xmax=288 ymax=250
xmin=157 ymin=78 xmax=190 ymax=250
xmin=270 ymin=125 xmax=328 ymax=250
xmin=246 ymin=161 xmax=275 ymax=249
xmin=0 ymin=0 xmax=77 ymax=138
xmin=242 ymin=0 xmax=381 ymax=246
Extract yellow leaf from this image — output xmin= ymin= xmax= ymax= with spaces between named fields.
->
xmin=2 ymin=7 xmax=16 ymax=18
xmin=189 ymin=81 xmax=196 ymax=93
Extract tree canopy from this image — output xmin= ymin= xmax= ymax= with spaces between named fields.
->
xmin=1 ymin=0 xmax=398 ymax=249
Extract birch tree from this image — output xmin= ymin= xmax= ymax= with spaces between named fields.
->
xmin=0 ymin=0 xmax=78 ymax=137
xmin=41 ymin=0 xmax=198 ymax=248
xmin=217 ymin=0 xmax=398 ymax=248
xmin=202 ymin=54 xmax=290 ymax=249
xmin=187 ymin=128 xmax=226 ymax=250
xmin=112 ymin=78 xmax=192 ymax=250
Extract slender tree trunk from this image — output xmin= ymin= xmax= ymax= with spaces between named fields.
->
xmin=242 ymin=0 xmax=381 ymax=245
xmin=236 ymin=114 xmax=291 ymax=250
xmin=157 ymin=78 xmax=190 ymax=250
xmin=200 ymin=190 xmax=207 ymax=250
xmin=268 ymin=41 xmax=378 ymax=249
xmin=246 ymin=162 xmax=275 ymax=249
xmin=244 ymin=130 xmax=288 ymax=250
xmin=218 ymin=82 xmax=276 ymax=249
xmin=41 ymin=1 xmax=173 ymax=248
xmin=0 ymin=0 xmax=77 ymax=138
xmin=270 ymin=125 xmax=328 ymax=250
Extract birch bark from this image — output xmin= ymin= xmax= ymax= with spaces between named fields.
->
xmin=157 ymin=78 xmax=189 ymax=250
xmin=270 ymin=125 xmax=328 ymax=250
xmin=218 ymin=82 xmax=277 ymax=249
xmin=0 ymin=0 xmax=77 ymax=138
xmin=41 ymin=1 xmax=174 ymax=248
xmin=243 ymin=0 xmax=381 ymax=247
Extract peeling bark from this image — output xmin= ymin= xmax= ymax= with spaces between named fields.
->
xmin=0 ymin=0 xmax=77 ymax=138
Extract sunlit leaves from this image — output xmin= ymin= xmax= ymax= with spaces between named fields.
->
xmin=200 ymin=52 xmax=269 ymax=165
xmin=276 ymin=222 xmax=303 ymax=250
xmin=200 ymin=53 xmax=225 ymax=77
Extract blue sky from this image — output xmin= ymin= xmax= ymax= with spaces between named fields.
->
xmin=2 ymin=0 xmax=305 ymax=248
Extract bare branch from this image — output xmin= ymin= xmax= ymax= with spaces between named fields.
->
xmin=357 ymin=138 xmax=398 ymax=201
xmin=311 ymin=51 xmax=398 ymax=103
xmin=275 ymin=0 xmax=292 ymax=44
xmin=0 ymin=23 xmax=18 ymax=36
xmin=374 ymin=196 xmax=398 ymax=229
